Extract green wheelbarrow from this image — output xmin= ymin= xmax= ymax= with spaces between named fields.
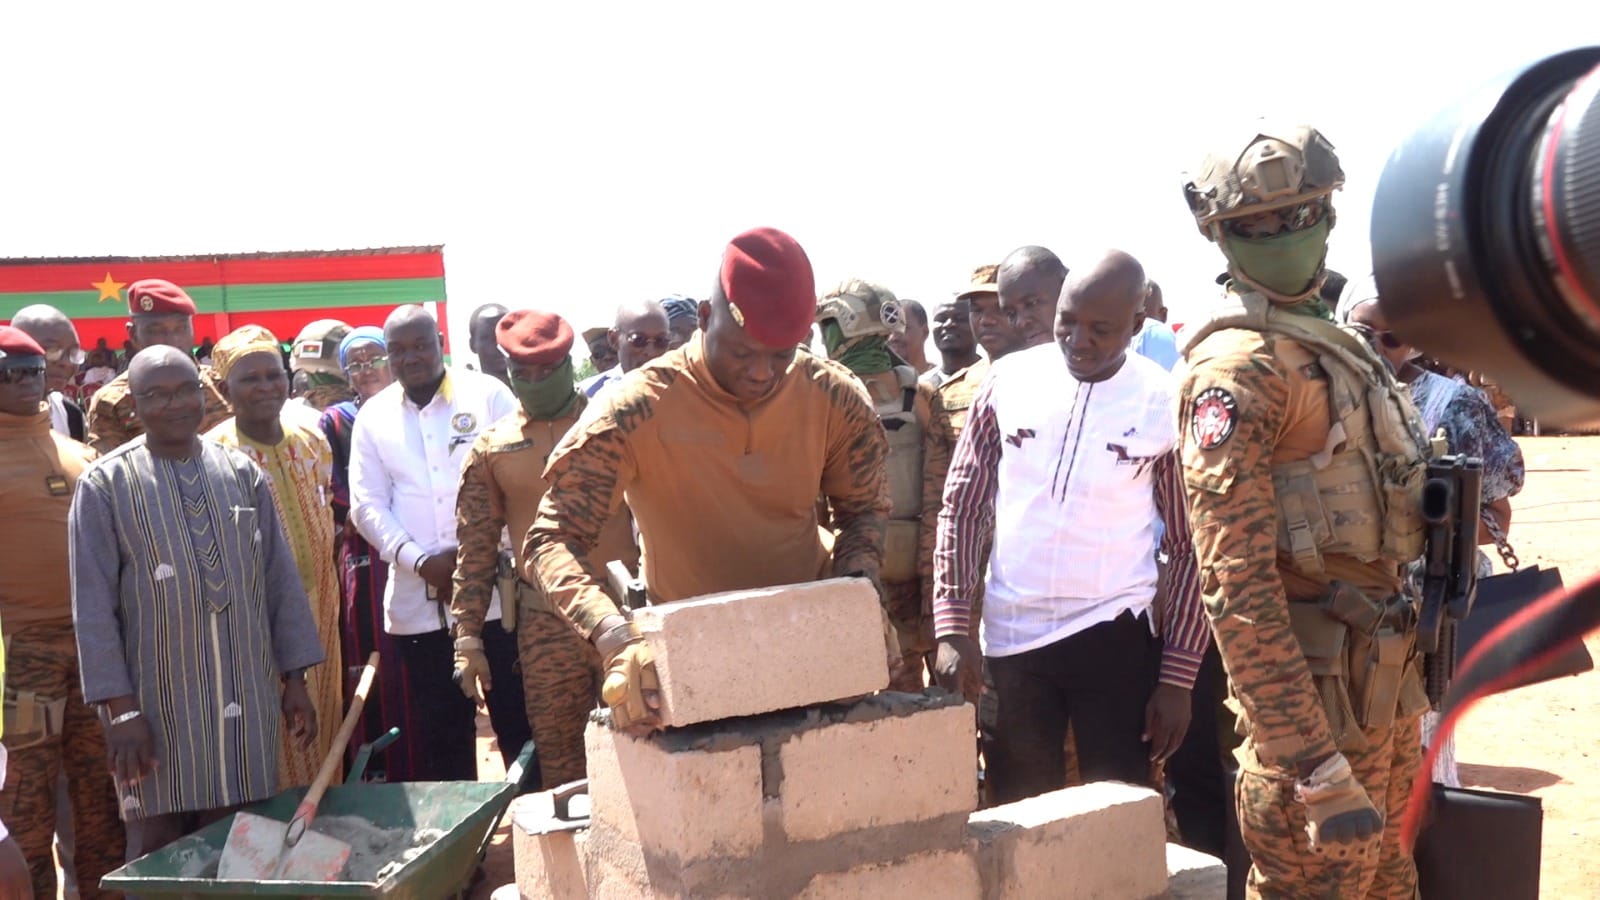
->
xmin=102 ymin=736 xmax=538 ymax=899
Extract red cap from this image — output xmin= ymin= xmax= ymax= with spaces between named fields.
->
xmin=0 ymin=325 xmax=46 ymax=362
xmin=719 ymin=227 xmax=816 ymax=347
xmin=127 ymin=279 xmax=197 ymax=316
xmin=496 ymin=308 xmax=574 ymax=367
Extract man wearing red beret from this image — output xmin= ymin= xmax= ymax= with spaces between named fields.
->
xmin=450 ymin=309 xmax=638 ymax=788
xmin=526 ymin=227 xmax=892 ymax=735
xmin=0 ymin=325 xmax=124 ymax=898
xmin=85 ymin=279 xmax=231 ymax=453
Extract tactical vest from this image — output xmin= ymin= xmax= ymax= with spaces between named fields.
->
xmin=1183 ymin=292 xmax=1430 ymax=577
xmin=878 ymin=365 xmax=924 ymax=583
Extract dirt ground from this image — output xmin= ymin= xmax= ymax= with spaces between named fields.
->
xmin=469 ymin=437 xmax=1600 ymax=898
xmin=1447 ymin=436 xmax=1600 ymax=898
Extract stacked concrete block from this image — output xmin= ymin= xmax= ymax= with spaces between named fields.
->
xmin=511 ymin=577 xmax=1197 ymax=898
xmin=967 ymin=782 xmax=1170 ymax=899
xmin=1166 ymin=842 xmax=1228 ymax=899
xmin=629 ymin=577 xmax=890 ymax=727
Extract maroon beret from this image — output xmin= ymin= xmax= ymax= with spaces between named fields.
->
xmin=496 ymin=308 xmax=574 ymax=367
xmin=127 ymin=279 xmax=197 ymax=317
xmin=0 ymin=325 xmax=46 ymax=362
xmin=720 ymin=227 xmax=816 ymax=348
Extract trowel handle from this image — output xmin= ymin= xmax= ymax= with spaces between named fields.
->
xmin=287 ymin=651 xmax=380 ymax=847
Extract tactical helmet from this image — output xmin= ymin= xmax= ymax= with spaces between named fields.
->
xmin=1183 ymin=124 xmax=1344 ymax=239
xmin=290 ymin=319 xmax=353 ymax=376
xmin=815 ymin=279 xmax=906 ymax=340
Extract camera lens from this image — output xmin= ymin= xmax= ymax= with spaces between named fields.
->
xmin=1372 ymin=47 xmax=1600 ymax=427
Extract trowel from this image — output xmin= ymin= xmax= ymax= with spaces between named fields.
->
xmin=218 ymin=652 xmax=379 ymax=881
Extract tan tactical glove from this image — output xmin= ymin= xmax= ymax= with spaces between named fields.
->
xmin=596 ymin=621 xmax=663 ymax=735
xmin=1295 ymin=752 xmax=1383 ymax=856
xmin=452 ymin=636 xmax=492 ymax=704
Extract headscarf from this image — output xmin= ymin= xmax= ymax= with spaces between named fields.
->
xmin=338 ymin=325 xmax=386 ymax=368
xmin=662 ymin=296 xmax=698 ymax=326
xmin=212 ymin=325 xmax=282 ymax=380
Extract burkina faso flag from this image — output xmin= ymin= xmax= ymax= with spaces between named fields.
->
xmin=0 ymin=246 xmax=447 ymax=349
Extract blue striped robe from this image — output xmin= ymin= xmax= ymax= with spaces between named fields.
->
xmin=69 ymin=438 xmax=325 ymax=818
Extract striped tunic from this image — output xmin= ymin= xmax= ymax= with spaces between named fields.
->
xmin=69 ymin=438 xmax=325 ymax=818
xmin=208 ymin=417 xmax=344 ymax=788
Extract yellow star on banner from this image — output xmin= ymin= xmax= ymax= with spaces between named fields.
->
xmin=92 ymin=272 xmax=126 ymax=303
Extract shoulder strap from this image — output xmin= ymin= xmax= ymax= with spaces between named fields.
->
xmin=892 ymin=365 xmax=917 ymax=414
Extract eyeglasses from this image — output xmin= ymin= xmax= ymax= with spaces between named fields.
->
xmin=133 ymin=383 xmax=203 ymax=410
xmin=44 ymin=347 xmax=86 ymax=366
xmin=344 ymin=356 xmax=389 ymax=374
xmin=1350 ymin=323 xmax=1405 ymax=350
xmin=1225 ymin=201 xmax=1327 ymax=239
xmin=0 ymin=366 xmax=45 ymax=384
xmin=623 ymin=333 xmax=672 ymax=351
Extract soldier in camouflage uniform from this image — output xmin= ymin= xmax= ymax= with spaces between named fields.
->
xmin=1177 ymin=124 xmax=1431 ymax=898
xmin=816 ymin=279 xmax=939 ymax=690
xmin=450 ymin=309 xmax=638 ymax=789
xmin=85 ymin=279 xmax=231 ymax=453
xmin=527 ymin=227 xmax=890 ymax=736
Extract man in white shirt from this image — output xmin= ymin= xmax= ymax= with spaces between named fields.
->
xmin=932 ymin=250 xmax=1208 ymax=805
xmin=350 ymin=305 xmax=527 ymax=781
xmin=1132 ymin=280 xmax=1180 ymax=371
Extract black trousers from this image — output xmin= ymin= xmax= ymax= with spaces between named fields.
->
xmin=982 ymin=609 xmax=1158 ymax=805
xmin=1166 ymin=641 xmax=1229 ymax=856
xmin=482 ymin=620 xmax=532 ymax=768
xmin=395 ymin=624 xmax=534 ymax=781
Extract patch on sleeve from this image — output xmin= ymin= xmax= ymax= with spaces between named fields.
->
xmin=1190 ymin=387 xmax=1238 ymax=450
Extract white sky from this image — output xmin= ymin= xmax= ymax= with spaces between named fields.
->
xmin=0 ymin=3 xmax=1586 ymax=358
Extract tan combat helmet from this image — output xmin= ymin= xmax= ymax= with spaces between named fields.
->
xmin=291 ymin=318 xmax=352 ymax=376
xmin=1183 ymin=124 xmax=1345 ymax=241
xmin=815 ymin=279 xmax=907 ymax=342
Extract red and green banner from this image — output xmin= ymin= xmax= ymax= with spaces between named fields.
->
xmin=0 ymin=247 xmax=447 ymax=348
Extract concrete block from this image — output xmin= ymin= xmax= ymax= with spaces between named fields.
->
xmin=968 ymin=782 xmax=1168 ymax=900
xmin=510 ymin=792 xmax=588 ymax=900
xmin=779 ymin=700 xmax=977 ymax=842
xmin=632 ymin=577 xmax=889 ymax=726
xmin=796 ymin=849 xmax=982 ymax=899
xmin=585 ymin=721 xmax=765 ymax=866
xmin=1166 ymin=842 xmax=1227 ymax=899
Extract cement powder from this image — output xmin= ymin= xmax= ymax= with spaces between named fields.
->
xmin=170 ymin=843 xmax=222 ymax=878
xmin=309 ymin=815 xmax=447 ymax=882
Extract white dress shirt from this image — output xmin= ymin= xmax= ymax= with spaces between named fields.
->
xmin=977 ymin=345 xmax=1178 ymax=656
xmin=350 ymin=368 xmax=516 ymax=635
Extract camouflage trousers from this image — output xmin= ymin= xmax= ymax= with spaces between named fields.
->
xmin=1237 ymin=714 xmax=1422 ymax=900
xmin=0 ymin=623 xmax=125 ymax=899
xmin=883 ymin=578 xmax=933 ymax=692
xmin=519 ymin=608 xmax=603 ymax=789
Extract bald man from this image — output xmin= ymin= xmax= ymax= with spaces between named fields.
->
xmin=997 ymin=246 xmax=1069 ymax=351
xmin=1132 ymin=280 xmax=1180 ymax=371
xmin=12 ymin=304 xmax=88 ymax=440
xmin=72 ymin=346 xmax=323 ymax=858
xmin=580 ymin=298 xmax=672 ymax=400
xmin=888 ymin=299 xmax=933 ymax=374
xmin=467 ymin=303 xmax=511 ymax=385
xmin=932 ymin=249 xmax=1208 ymax=805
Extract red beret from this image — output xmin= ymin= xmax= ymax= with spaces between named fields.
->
xmin=0 ymin=325 xmax=46 ymax=362
xmin=719 ymin=227 xmax=816 ymax=347
xmin=127 ymin=279 xmax=197 ymax=317
xmin=496 ymin=308 xmax=574 ymax=367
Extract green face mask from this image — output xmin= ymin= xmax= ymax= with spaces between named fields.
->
xmin=510 ymin=357 xmax=578 ymax=420
xmin=1220 ymin=218 xmax=1331 ymax=299
xmin=821 ymin=321 xmax=893 ymax=375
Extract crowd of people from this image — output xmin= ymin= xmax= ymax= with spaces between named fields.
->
xmin=0 ymin=121 xmax=1531 ymax=900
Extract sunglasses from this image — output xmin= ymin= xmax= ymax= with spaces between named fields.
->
xmin=0 ymin=366 xmax=45 ymax=384
xmin=344 ymin=356 xmax=389 ymax=374
xmin=624 ymin=333 xmax=672 ymax=351
xmin=1350 ymin=323 xmax=1405 ymax=350
xmin=44 ymin=347 xmax=86 ymax=366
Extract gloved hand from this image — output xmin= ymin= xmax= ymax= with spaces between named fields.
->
xmin=602 ymin=642 xmax=662 ymax=735
xmin=452 ymin=636 xmax=492 ymax=704
xmin=597 ymin=623 xmax=662 ymax=735
xmin=1295 ymin=752 xmax=1383 ymax=856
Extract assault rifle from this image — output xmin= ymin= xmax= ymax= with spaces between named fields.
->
xmin=1418 ymin=454 xmax=1483 ymax=702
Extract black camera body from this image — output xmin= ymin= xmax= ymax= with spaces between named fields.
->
xmin=1372 ymin=47 xmax=1600 ymax=427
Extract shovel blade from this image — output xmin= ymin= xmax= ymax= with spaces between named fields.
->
xmin=218 ymin=811 xmax=351 ymax=882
